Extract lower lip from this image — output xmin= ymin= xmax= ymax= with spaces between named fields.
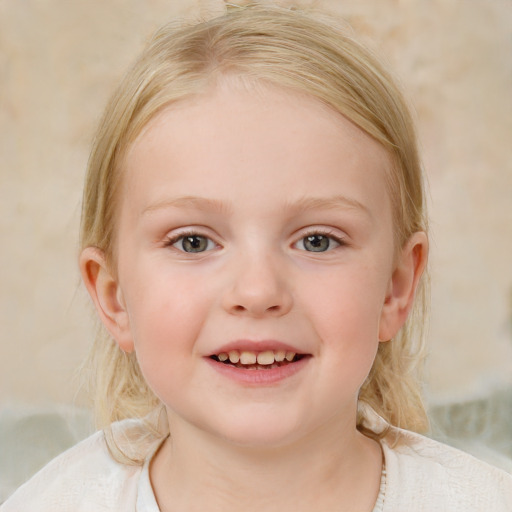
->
xmin=205 ymin=356 xmax=311 ymax=386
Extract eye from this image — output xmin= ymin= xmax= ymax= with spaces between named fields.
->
xmin=295 ymin=233 xmax=342 ymax=252
xmin=170 ymin=234 xmax=216 ymax=253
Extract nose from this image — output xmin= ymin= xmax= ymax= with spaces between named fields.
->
xmin=221 ymin=253 xmax=293 ymax=318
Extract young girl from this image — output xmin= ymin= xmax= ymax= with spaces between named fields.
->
xmin=3 ymin=3 xmax=511 ymax=511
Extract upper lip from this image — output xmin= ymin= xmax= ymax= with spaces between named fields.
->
xmin=208 ymin=339 xmax=306 ymax=356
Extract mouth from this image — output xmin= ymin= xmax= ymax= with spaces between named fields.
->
xmin=210 ymin=349 xmax=307 ymax=370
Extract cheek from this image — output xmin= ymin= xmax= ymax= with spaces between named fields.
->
xmin=121 ymin=265 xmax=213 ymax=390
xmin=300 ymin=265 xmax=387 ymax=386
xmin=302 ymin=266 xmax=387 ymax=342
xmin=317 ymin=300 xmax=381 ymax=396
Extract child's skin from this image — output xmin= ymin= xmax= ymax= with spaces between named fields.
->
xmin=81 ymin=79 xmax=427 ymax=511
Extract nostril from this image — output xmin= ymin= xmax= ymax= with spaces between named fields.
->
xmin=223 ymin=283 xmax=293 ymax=317
xmin=229 ymin=303 xmax=284 ymax=315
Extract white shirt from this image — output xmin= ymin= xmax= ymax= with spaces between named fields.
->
xmin=2 ymin=408 xmax=511 ymax=511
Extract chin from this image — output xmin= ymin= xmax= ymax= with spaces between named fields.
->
xmin=206 ymin=413 xmax=306 ymax=450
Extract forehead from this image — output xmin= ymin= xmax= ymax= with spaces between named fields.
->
xmin=121 ymin=82 xmax=393 ymax=221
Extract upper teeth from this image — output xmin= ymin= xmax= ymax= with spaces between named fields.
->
xmin=217 ymin=350 xmax=297 ymax=365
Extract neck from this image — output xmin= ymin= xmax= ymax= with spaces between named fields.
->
xmin=150 ymin=413 xmax=383 ymax=512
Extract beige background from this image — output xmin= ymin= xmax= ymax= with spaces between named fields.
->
xmin=1 ymin=0 xmax=511 ymax=410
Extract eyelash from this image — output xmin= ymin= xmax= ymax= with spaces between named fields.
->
xmin=163 ymin=228 xmax=347 ymax=254
xmin=295 ymin=229 xmax=347 ymax=252
xmin=163 ymin=230 xmax=218 ymax=253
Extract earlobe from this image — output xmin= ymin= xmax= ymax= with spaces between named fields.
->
xmin=378 ymin=232 xmax=428 ymax=342
xmin=79 ymin=247 xmax=134 ymax=353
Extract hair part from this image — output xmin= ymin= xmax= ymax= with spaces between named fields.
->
xmin=80 ymin=3 xmax=430 ymax=463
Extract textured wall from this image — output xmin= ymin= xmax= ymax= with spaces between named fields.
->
xmin=1 ymin=0 xmax=511 ymax=409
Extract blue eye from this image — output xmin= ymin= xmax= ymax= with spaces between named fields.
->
xmin=172 ymin=235 xmax=216 ymax=253
xmin=296 ymin=234 xmax=341 ymax=252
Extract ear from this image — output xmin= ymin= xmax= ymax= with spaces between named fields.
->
xmin=378 ymin=231 xmax=428 ymax=342
xmin=79 ymin=247 xmax=134 ymax=353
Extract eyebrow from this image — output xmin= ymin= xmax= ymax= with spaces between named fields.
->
xmin=141 ymin=194 xmax=371 ymax=218
xmin=286 ymin=195 xmax=372 ymax=218
xmin=141 ymin=196 xmax=232 ymax=216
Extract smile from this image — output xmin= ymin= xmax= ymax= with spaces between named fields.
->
xmin=211 ymin=349 xmax=304 ymax=370
xmin=206 ymin=341 xmax=311 ymax=385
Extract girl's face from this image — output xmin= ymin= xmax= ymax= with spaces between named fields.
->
xmin=88 ymin=82 xmax=421 ymax=447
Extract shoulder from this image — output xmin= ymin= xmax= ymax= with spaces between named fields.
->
xmin=382 ymin=427 xmax=512 ymax=511
xmin=0 ymin=418 xmax=156 ymax=512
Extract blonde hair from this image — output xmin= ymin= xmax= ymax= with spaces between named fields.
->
xmin=80 ymin=3 xmax=429 ymax=461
